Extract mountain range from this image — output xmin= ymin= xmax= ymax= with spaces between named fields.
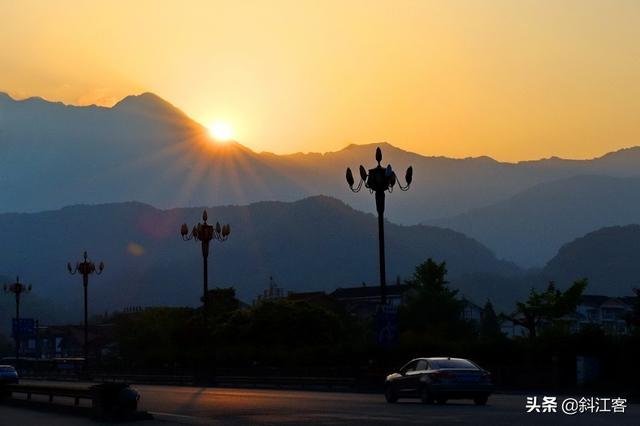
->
xmin=0 ymin=196 xmax=521 ymax=324
xmin=2 ymin=91 xmax=640 ymax=292
xmin=3 ymin=91 xmax=640 ymax=231
xmin=430 ymin=175 xmax=640 ymax=266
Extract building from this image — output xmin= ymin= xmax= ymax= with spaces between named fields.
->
xmin=34 ymin=324 xmax=115 ymax=360
xmin=574 ymin=295 xmax=634 ymax=335
xmin=500 ymin=294 xmax=636 ymax=338
xmin=330 ymin=283 xmax=412 ymax=318
xmin=254 ymin=276 xmax=288 ymax=303
xmin=460 ymin=299 xmax=484 ymax=323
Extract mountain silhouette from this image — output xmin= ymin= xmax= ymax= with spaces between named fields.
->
xmin=4 ymin=92 xmax=640 ymax=225
xmin=0 ymin=196 xmax=520 ymax=321
xmin=542 ymin=225 xmax=640 ymax=295
xmin=430 ymin=175 xmax=640 ymax=267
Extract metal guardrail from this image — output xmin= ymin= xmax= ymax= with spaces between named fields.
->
xmin=0 ymin=382 xmax=141 ymax=419
xmin=3 ymin=383 xmax=93 ymax=406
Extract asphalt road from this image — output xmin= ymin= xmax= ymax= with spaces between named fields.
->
xmin=7 ymin=381 xmax=640 ymax=425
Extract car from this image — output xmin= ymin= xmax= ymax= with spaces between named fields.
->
xmin=385 ymin=357 xmax=492 ymax=405
xmin=0 ymin=365 xmax=19 ymax=384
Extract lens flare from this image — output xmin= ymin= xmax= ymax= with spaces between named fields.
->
xmin=208 ymin=122 xmax=233 ymax=141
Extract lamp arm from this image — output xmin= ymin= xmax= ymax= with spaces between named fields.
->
xmin=349 ymin=179 xmax=364 ymax=193
xmin=395 ymin=178 xmax=411 ymax=191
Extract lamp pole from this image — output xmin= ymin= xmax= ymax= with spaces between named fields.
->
xmin=3 ymin=276 xmax=31 ymax=370
xmin=346 ymin=146 xmax=413 ymax=305
xmin=67 ymin=251 xmax=104 ymax=373
xmin=180 ymin=210 xmax=230 ymax=310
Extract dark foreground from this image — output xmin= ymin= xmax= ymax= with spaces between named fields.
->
xmin=2 ymin=381 xmax=639 ymax=425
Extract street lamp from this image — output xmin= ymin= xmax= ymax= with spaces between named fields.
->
xmin=346 ymin=146 xmax=413 ymax=305
xmin=180 ymin=210 xmax=230 ymax=309
xmin=3 ymin=276 xmax=31 ymax=370
xmin=67 ymin=251 xmax=104 ymax=373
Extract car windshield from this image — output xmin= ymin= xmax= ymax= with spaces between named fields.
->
xmin=0 ymin=366 xmax=16 ymax=372
xmin=430 ymin=359 xmax=477 ymax=369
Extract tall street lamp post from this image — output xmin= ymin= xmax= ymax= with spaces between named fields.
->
xmin=180 ymin=210 xmax=230 ymax=310
xmin=3 ymin=276 xmax=31 ymax=370
xmin=67 ymin=251 xmax=104 ymax=373
xmin=346 ymin=146 xmax=413 ymax=305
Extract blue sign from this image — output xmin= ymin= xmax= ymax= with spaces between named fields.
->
xmin=375 ymin=307 xmax=399 ymax=347
xmin=12 ymin=318 xmax=36 ymax=338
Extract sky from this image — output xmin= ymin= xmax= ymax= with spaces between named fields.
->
xmin=1 ymin=0 xmax=639 ymax=161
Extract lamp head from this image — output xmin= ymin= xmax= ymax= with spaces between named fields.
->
xmin=406 ymin=166 xmax=413 ymax=185
xmin=375 ymin=147 xmax=382 ymax=164
xmin=180 ymin=223 xmax=189 ymax=236
xmin=346 ymin=168 xmax=354 ymax=188
xmin=359 ymin=165 xmax=367 ymax=181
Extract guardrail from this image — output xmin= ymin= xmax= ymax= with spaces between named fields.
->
xmin=2 ymin=383 xmax=93 ymax=406
xmin=0 ymin=382 xmax=141 ymax=419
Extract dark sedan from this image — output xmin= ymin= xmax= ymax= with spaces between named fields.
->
xmin=0 ymin=365 xmax=19 ymax=384
xmin=385 ymin=357 xmax=492 ymax=405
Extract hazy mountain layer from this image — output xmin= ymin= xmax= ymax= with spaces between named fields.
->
xmin=542 ymin=225 xmax=640 ymax=296
xmin=430 ymin=175 xmax=640 ymax=267
xmin=3 ymin=92 xmax=640 ymax=226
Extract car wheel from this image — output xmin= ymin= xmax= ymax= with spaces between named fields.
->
xmin=474 ymin=395 xmax=489 ymax=406
xmin=384 ymin=385 xmax=398 ymax=403
xmin=420 ymin=387 xmax=434 ymax=404
xmin=436 ymin=398 xmax=447 ymax=405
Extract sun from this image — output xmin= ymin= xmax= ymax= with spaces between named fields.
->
xmin=207 ymin=122 xmax=234 ymax=141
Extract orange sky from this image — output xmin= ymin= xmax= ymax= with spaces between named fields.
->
xmin=1 ymin=0 xmax=639 ymax=161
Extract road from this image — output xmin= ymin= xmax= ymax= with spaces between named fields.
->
xmin=5 ymin=381 xmax=640 ymax=425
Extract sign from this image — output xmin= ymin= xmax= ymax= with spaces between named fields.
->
xmin=375 ymin=307 xmax=398 ymax=347
xmin=12 ymin=318 xmax=36 ymax=338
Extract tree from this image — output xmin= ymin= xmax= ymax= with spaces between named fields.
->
xmin=505 ymin=280 xmax=587 ymax=339
xmin=479 ymin=300 xmax=503 ymax=340
xmin=399 ymin=259 xmax=470 ymax=338
xmin=203 ymin=287 xmax=240 ymax=318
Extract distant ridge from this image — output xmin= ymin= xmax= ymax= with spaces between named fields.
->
xmin=3 ymin=91 xmax=640 ymax=231
xmin=430 ymin=175 xmax=640 ymax=266
xmin=542 ymin=224 xmax=640 ymax=296
xmin=0 ymin=195 xmax=520 ymax=319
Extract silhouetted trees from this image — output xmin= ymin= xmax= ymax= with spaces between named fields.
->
xmin=504 ymin=280 xmax=587 ymax=339
xmin=479 ymin=300 xmax=503 ymax=340
xmin=110 ymin=295 xmax=369 ymax=370
xmin=0 ymin=333 xmax=12 ymax=357
xmin=626 ymin=288 xmax=640 ymax=333
xmin=399 ymin=259 xmax=474 ymax=346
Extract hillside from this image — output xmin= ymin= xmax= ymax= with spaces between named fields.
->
xmin=543 ymin=225 xmax=640 ymax=295
xmin=0 ymin=196 xmax=522 ymax=322
xmin=430 ymin=175 xmax=640 ymax=266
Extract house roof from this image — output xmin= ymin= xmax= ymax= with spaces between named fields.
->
xmin=579 ymin=295 xmax=610 ymax=307
xmin=331 ymin=284 xmax=411 ymax=299
xmin=287 ymin=291 xmax=328 ymax=301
